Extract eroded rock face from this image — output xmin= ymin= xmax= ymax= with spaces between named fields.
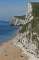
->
xmin=17 ymin=32 xmax=39 ymax=58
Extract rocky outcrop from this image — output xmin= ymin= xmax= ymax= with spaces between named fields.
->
xmin=9 ymin=15 xmax=33 ymax=26
xmin=9 ymin=16 xmax=16 ymax=26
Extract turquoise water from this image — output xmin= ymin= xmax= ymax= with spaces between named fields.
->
xmin=0 ymin=20 xmax=18 ymax=44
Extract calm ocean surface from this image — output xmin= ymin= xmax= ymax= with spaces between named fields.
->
xmin=0 ymin=20 xmax=18 ymax=44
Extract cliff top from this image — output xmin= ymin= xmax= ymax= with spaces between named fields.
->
xmin=14 ymin=15 xmax=25 ymax=20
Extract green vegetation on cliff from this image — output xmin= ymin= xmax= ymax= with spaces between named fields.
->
xmin=31 ymin=18 xmax=39 ymax=34
xmin=19 ymin=24 xmax=27 ymax=33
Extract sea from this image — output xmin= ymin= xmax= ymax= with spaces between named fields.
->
xmin=0 ymin=19 xmax=19 ymax=44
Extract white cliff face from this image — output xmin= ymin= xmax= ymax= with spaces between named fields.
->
xmin=11 ymin=17 xmax=26 ymax=25
xmin=16 ymin=32 xmax=39 ymax=58
xmin=27 ymin=3 xmax=32 ymax=14
xmin=9 ymin=15 xmax=33 ymax=26
xmin=9 ymin=16 xmax=16 ymax=25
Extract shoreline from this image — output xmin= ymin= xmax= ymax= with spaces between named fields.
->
xmin=0 ymin=28 xmax=20 ymax=48
xmin=0 ymin=31 xmax=28 ymax=60
xmin=0 ymin=30 xmax=39 ymax=60
xmin=0 ymin=26 xmax=39 ymax=60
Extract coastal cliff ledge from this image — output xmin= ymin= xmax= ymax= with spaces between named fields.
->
xmin=9 ymin=15 xmax=26 ymax=26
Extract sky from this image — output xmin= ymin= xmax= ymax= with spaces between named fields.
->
xmin=0 ymin=0 xmax=39 ymax=17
